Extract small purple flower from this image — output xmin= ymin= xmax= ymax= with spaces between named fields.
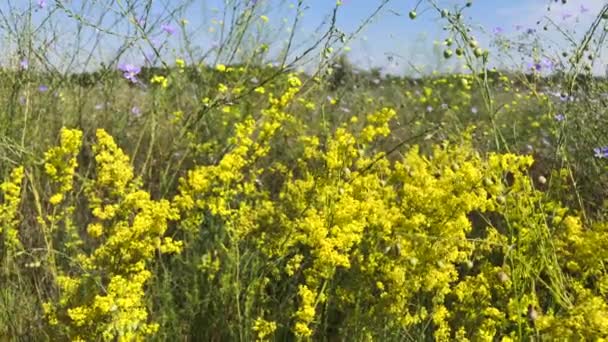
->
xmin=528 ymin=61 xmax=542 ymax=72
xmin=526 ymin=28 xmax=535 ymax=35
xmin=19 ymin=96 xmax=26 ymax=105
xmin=492 ymin=27 xmax=504 ymax=35
xmin=426 ymin=105 xmax=433 ymax=113
xmin=118 ymin=63 xmax=141 ymax=83
xmin=161 ymin=23 xmax=177 ymax=35
xmin=471 ymin=106 xmax=478 ymax=114
xmin=131 ymin=106 xmax=141 ymax=117
xmin=37 ymin=0 xmax=47 ymax=9
xmin=580 ymin=5 xmax=589 ymax=14
xmin=19 ymin=59 xmax=28 ymax=70
xmin=554 ymin=113 xmax=565 ymax=122
xmin=515 ymin=24 xmax=523 ymax=31
xmin=38 ymin=85 xmax=49 ymax=92
xmin=562 ymin=12 xmax=573 ymax=20
xmin=541 ymin=58 xmax=554 ymax=71
xmin=593 ymin=146 xmax=608 ymax=159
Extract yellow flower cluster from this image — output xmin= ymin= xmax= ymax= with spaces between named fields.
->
xmin=0 ymin=166 xmax=25 ymax=253
xmin=20 ymin=69 xmax=608 ymax=341
xmin=44 ymin=129 xmax=182 ymax=341
xmin=150 ymin=75 xmax=168 ymax=88
xmin=252 ymin=317 xmax=277 ymax=341
xmin=170 ymin=73 xmax=608 ymax=339
xmin=44 ymin=128 xmax=82 ymax=205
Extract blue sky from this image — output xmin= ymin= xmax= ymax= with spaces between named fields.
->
xmin=300 ymin=0 xmax=607 ymax=74
xmin=1 ymin=0 xmax=606 ymax=74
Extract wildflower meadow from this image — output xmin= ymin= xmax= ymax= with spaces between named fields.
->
xmin=1 ymin=0 xmax=608 ymax=340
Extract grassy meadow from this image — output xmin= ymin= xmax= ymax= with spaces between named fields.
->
xmin=1 ymin=0 xmax=608 ymax=340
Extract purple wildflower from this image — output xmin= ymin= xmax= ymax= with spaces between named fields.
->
xmin=426 ymin=105 xmax=433 ymax=113
xmin=492 ymin=27 xmax=504 ymax=35
xmin=161 ymin=23 xmax=177 ymax=35
xmin=593 ymin=146 xmax=608 ymax=159
xmin=541 ymin=58 xmax=554 ymax=71
xmin=131 ymin=106 xmax=142 ymax=117
xmin=554 ymin=113 xmax=565 ymax=122
xmin=528 ymin=61 xmax=542 ymax=72
xmin=471 ymin=106 xmax=478 ymax=114
xmin=37 ymin=0 xmax=47 ymax=9
xmin=562 ymin=12 xmax=573 ymax=20
xmin=118 ymin=63 xmax=141 ymax=83
xmin=38 ymin=85 xmax=49 ymax=92
xmin=515 ymin=24 xmax=523 ymax=31
xmin=19 ymin=59 xmax=28 ymax=70
xmin=580 ymin=5 xmax=589 ymax=14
